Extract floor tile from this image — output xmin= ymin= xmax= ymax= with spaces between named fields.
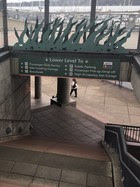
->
xmin=35 ymin=166 xmax=61 ymax=180
xmin=128 ymin=106 xmax=140 ymax=115
xmin=77 ymin=136 xmax=93 ymax=143
xmin=83 ymin=96 xmax=105 ymax=105
xmin=87 ymin=174 xmax=113 ymax=187
xmin=81 ymin=121 xmax=94 ymax=127
xmin=80 ymin=127 xmax=93 ymax=135
xmin=45 ymin=179 xmax=59 ymax=187
xmin=71 ymin=131 xmax=86 ymax=137
xmin=11 ymin=162 xmax=37 ymax=176
xmin=105 ymin=105 xmax=128 ymax=115
xmin=105 ymin=112 xmax=130 ymax=125
xmin=130 ymin=115 xmax=140 ymax=125
xmin=59 ymin=181 xmax=86 ymax=187
xmin=0 ymin=160 xmax=15 ymax=172
xmin=29 ymin=177 xmax=46 ymax=187
xmin=8 ymin=173 xmax=33 ymax=186
xmin=61 ymin=169 xmax=87 ymax=185
xmin=29 ymin=177 xmax=58 ymax=187
xmin=0 ymin=171 xmax=9 ymax=179
xmin=31 ymin=105 xmax=105 ymax=144
xmin=0 ymin=179 xmax=27 ymax=187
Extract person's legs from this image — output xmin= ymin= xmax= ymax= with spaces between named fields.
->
xmin=74 ymin=89 xmax=77 ymax=97
xmin=70 ymin=89 xmax=74 ymax=96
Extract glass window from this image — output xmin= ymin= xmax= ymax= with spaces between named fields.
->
xmin=7 ymin=0 xmax=139 ymax=50
xmin=96 ymin=4 xmax=139 ymax=50
xmin=49 ymin=0 xmax=91 ymax=45
xmin=49 ymin=0 xmax=91 ymax=25
xmin=7 ymin=0 xmax=45 ymax=46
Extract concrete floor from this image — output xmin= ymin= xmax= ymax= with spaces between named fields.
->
xmin=31 ymin=77 xmax=140 ymax=126
xmin=31 ymin=105 xmax=105 ymax=145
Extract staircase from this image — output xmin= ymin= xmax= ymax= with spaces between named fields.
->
xmin=0 ymin=105 xmax=115 ymax=186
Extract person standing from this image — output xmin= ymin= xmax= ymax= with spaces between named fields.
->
xmin=70 ymin=79 xmax=78 ymax=97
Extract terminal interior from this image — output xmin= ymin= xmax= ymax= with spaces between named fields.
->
xmin=0 ymin=0 xmax=140 ymax=186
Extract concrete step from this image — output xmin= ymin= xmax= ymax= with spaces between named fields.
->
xmin=0 ymin=141 xmax=113 ymax=187
xmin=0 ymin=105 xmax=114 ymax=186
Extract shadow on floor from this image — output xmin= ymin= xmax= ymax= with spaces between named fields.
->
xmin=31 ymin=105 xmax=105 ymax=145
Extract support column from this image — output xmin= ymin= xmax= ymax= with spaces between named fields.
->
xmin=90 ymin=0 xmax=97 ymax=22
xmin=35 ymin=77 xmax=41 ymax=99
xmin=34 ymin=0 xmax=50 ymax=100
xmin=44 ymin=0 xmax=49 ymax=25
xmin=56 ymin=0 xmax=70 ymax=106
xmin=137 ymin=25 xmax=140 ymax=50
xmin=2 ymin=0 xmax=8 ymax=50
xmin=57 ymin=78 xmax=70 ymax=105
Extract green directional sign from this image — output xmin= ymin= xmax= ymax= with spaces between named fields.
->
xmin=18 ymin=53 xmax=120 ymax=80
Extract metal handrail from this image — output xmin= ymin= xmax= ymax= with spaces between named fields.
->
xmin=105 ymin=125 xmax=140 ymax=187
xmin=122 ymin=125 xmax=140 ymax=143
xmin=107 ymin=123 xmax=140 ymax=143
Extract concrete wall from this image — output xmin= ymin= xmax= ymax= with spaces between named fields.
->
xmin=0 ymin=58 xmax=31 ymax=140
xmin=131 ymin=65 xmax=140 ymax=103
xmin=119 ymin=62 xmax=131 ymax=82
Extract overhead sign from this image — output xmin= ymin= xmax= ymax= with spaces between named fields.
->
xmin=18 ymin=54 xmax=120 ymax=80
